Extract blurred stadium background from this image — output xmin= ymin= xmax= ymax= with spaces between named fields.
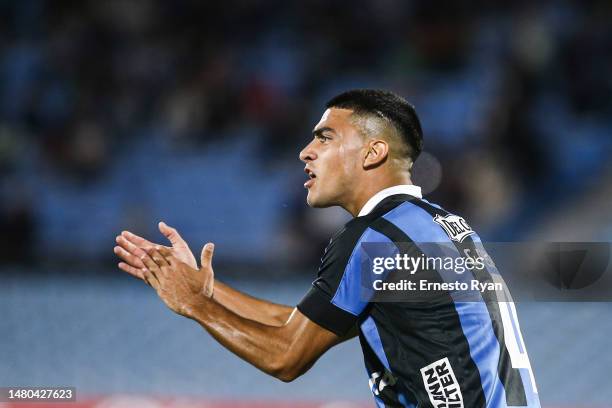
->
xmin=1 ymin=1 xmax=611 ymax=407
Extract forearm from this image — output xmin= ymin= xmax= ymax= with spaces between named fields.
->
xmin=213 ymin=280 xmax=293 ymax=326
xmin=183 ymin=295 xmax=296 ymax=380
xmin=136 ymin=244 xmax=346 ymax=382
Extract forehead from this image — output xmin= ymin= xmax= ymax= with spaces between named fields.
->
xmin=313 ymin=108 xmax=354 ymax=131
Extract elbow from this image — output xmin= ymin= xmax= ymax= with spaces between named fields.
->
xmin=275 ymin=368 xmax=301 ymax=383
xmin=276 ymin=369 xmax=304 ymax=383
xmin=268 ymin=357 xmax=304 ymax=383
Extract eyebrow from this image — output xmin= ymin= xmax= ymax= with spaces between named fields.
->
xmin=312 ymin=127 xmax=336 ymax=137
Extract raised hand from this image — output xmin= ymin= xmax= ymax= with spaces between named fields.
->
xmin=114 ymin=222 xmax=197 ymax=281
xmin=139 ymin=244 xmax=216 ymax=316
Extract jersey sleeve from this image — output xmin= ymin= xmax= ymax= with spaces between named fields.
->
xmin=297 ymin=226 xmax=369 ymax=336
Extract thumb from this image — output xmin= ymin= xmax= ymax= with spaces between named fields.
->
xmin=159 ymin=221 xmax=184 ymax=246
xmin=200 ymin=243 xmax=215 ymax=268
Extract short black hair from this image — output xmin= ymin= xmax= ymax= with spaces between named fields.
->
xmin=325 ymin=89 xmax=423 ymax=161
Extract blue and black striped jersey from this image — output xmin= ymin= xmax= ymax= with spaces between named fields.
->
xmin=297 ymin=192 xmax=540 ymax=408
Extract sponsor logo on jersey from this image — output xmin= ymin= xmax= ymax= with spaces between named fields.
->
xmin=368 ymin=370 xmax=397 ymax=396
xmin=433 ymin=214 xmax=474 ymax=243
xmin=420 ymin=357 xmax=464 ymax=408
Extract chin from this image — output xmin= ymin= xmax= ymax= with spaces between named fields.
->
xmin=306 ymin=191 xmax=334 ymax=208
xmin=306 ymin=194 xmax=319 ymax=208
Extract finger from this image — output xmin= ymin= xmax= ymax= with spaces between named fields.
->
xmin=116 ymin=234 xmax=149 ymax=256
xmin=147 ymin=247 xmax=170 ymax=267
xmin=159 ymin=221 xmax=186 ymax=247
xmin=200 ymin=243 xmax=215 ymax=268
xmin=156 ymin=247 xmax=179 ymax=267
xmin=121 ymin=230 xmax=156 ymax=248
xmin=114 ymin=242 xmax=145 ymax=269
xmin=140 ymin=250 xmax=161 ymax=274
xmin=118 ymin=262 xmax=144 ymax=279
xmin=142 ymin=268 xmax=160 ymax=290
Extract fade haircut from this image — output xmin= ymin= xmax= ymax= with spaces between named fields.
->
xmin=325 ymin=89 xmax=423 ymax=164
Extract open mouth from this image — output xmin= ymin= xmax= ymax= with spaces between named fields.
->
xmin=304 ymin=168 xmax=316 ymax=188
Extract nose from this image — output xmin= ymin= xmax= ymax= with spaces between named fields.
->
xmin=299 ymin=140 xmax=317 ymax=163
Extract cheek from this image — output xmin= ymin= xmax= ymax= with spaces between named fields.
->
xmin=337 ymin=143 xmax=362 ymax=176
xmin=325 ymin=150 xmax=348 ymax=182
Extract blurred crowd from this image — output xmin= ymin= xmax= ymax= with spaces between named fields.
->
xmin=0 ymin=0 xmax=611 ymax=268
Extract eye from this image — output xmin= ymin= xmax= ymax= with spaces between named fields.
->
xmin=316 ymin=134 xmax=331 ymax=143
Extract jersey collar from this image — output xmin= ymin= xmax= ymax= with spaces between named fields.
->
xmin=358 ymin=185 xmax=423 ymax=217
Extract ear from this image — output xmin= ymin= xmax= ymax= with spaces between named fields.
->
xmin=363 ymin=139 xmax=389 ymax=169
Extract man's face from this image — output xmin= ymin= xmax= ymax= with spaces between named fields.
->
xmin=299 ymin=108 xmax=367 ymax=208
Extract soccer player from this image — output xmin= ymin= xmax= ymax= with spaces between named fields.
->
xmin=114 ymin=89 xmax=540 ymax=407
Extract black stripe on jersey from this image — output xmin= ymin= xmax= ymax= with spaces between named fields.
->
xmin=369 ymin=217 xmax=488 ymax=408
xmin=297 ymin=285 xmax=357 ymax=335
xmin=410 ymin=199 xmax=528 ymax=406
xmin=358 ymin=330 xmax=409 ymax=408
xmin=297 ymin=195 xmax=409 ymax=336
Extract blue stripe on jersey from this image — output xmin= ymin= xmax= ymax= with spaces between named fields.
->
xmin=361 ymin=316 xmax=391 ymax=371
xmin=383 ymin=201 xmax=508 ymax=407
xmin=519 ymin=368 xmax=541 ymax=407
xmin=373 ymin=395 xmax=386 ymax=408
xmin=331 ymin=228 xmax=396 ymax=316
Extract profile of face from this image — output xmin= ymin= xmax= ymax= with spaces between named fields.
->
xmin=299 ymin=108 xmax=368 ymax=209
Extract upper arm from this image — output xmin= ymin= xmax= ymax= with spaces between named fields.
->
xmin=296 ymin=225 xmax=371 ymax=337
xmin=274 ymin=225 xmax=373 ymax=381
xmin=276 ymin=222 xmax=390 ymax=381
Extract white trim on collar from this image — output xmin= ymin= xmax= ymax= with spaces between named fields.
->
xmin=358 ymin=185 xmax=422 ymax=217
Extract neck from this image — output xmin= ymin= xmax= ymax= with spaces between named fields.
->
xmin=344 ymin=173 xmax=413 ymax=217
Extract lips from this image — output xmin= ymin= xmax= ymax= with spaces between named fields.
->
xmin=304 ymin=167 xmax=316 ymax=188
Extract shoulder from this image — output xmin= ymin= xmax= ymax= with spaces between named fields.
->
xmin=319 ymin=216 xmax=372 ymax=275
xmin=325 ymin=201 xmax=402 ymax=261
xmin=382 ymin=197 xmax=479 ymax=244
